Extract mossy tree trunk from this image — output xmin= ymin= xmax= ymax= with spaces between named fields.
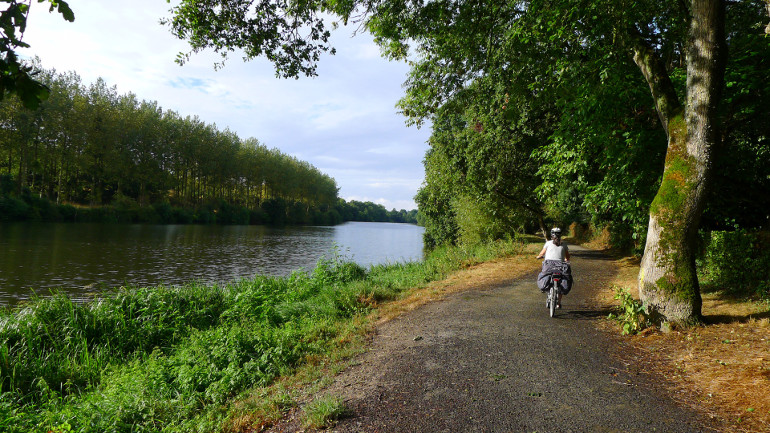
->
xmin=632 ymin=0 xmax=726 ymax=326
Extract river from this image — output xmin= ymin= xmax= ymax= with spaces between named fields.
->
xmin=0 ymin=222 xmax=425 ymax=305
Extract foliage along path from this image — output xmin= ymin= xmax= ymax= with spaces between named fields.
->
xmin=270 ymin=245 xmax=720 ymax=432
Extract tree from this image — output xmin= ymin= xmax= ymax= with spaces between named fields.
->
xmin=0 ymin=0 xmax=74 ymax=109
xmin=630 ymin=0 xmax=727 ymax=324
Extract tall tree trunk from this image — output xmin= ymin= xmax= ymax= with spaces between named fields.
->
xmin=633 ymin=0 xmax=726 ymax=326
xmin=538 ymin=214 xmax=548 ymax=241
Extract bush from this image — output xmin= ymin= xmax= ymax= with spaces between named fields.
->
xmin=172 ymin=207 xmax=194 ymax=224
xmin=195 ymin=208 xmax=214 ymax=224
xmin=153 ymin=201 xmax=174 ymax=223
xmin=568 ymin=222 xmax=592 ymax=243
xmin=58 ymin=204 xmax=78 ymax=222
xmin=261 ymin=198 xmax=286 ymax=225
xmin=0 ymin=174 xmax=16 ymax=195
xmin=112 ymin=194 xmax=140 ymax=223
xmin=79 ymin=206 xmax=118 ymax=223
xmin=698 ymin=229 xmax=770 ymax=300
xmin=0 ymin=196 xmax=29 ymax=221
xmin=249 ymin=208 xmax=269 ymax=225
xmin=608 ymin=287 xmax=650 ymax=335
xmin=136 ymin=205 xmax=160 ymax=223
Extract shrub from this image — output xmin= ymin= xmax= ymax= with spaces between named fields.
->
xmin=568 ymin=222 xmax=592 ymax=242
xmin=172 ymin=207 xmax=194 ymax=224
xmin=699 ymin=229 xmax=770 ymax=300
xmin=25 ymin=196 xmax=60 ymax=221
xmin=0 ymin=196 xmax=29 ymax=221
xmin=58 ymin=204 xmax=78 ymax=222
xmin=195 ymin=208 xmax=214 ymax=224
xmin=608 ymin=287 xmax=650 ymax=335
xmin=136 ymin=205 xmax=160 ymax=223
xmin=0 ymin=174 xmax=16 ymax=195
xmin=112 ymin=194 xmax=141 ymax=223
xmin=152 ymin=201 xmax=174 ymax=223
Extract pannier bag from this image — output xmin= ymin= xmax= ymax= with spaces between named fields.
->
xmin=537 ymin=260 xmax=573 ymax=294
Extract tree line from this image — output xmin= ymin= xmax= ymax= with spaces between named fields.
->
xmin=0 ymin=65 xmax=338 ymax=223
xmin=0 ymin=65 xmax=418 ymax=226
xmin=340 ymin=200 xmax=419 ymax=224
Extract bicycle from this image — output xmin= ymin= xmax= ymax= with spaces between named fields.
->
xmin=545 ymin=262 xmax=569 ymax=318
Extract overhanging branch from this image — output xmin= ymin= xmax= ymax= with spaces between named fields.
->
xmin=629 ymin=31 xmax=683 ymax=139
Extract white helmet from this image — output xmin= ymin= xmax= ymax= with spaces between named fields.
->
xmin=550 ymin=227 xmax=562 ymax=238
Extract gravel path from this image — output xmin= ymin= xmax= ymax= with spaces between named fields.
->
xmin=275 ymin=245 xmax=718 ymax=432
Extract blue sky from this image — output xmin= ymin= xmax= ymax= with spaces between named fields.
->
xmin=20 ymin=0 xmax=431 ymax=211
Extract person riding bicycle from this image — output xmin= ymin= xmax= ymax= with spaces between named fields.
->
xmin=536 ymin=227 xmax=572 ymax=308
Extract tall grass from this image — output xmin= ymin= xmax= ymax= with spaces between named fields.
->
xmin=0 ymin=237 xmax=523 ymax=433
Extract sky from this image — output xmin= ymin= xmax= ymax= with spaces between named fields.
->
xmin=19 ymin=0 xmax=431 ymax=211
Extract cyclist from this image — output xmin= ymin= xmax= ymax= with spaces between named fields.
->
xmin=536 ymin=227 xmax=572 ymax=308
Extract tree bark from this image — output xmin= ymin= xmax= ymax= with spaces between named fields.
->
xmin=634 ymin=0 xmax=726 ymax=326
xmin=765 ymin=0 xmax=770 ymax=34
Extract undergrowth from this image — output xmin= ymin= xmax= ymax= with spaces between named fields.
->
xmin=608 ymin=287 xmax=650 ymax=335
xmin=698 ymin=229 xmax=770 ymax=303
xmin=0 ymin=237 xmax=523 ymax=433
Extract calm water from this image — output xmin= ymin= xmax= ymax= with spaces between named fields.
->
xmin=0 ymin=222 xmax=424 ymax=304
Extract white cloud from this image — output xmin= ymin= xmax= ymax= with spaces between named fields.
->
xmin=353 ymin=42 xmax=383 ymax=60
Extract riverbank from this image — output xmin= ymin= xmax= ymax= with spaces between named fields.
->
xmin=0 ymin=238 xmax=523 ymax=433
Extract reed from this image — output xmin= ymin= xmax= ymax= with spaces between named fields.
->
xmin=0 ymin=237 xmax=523 ymax=433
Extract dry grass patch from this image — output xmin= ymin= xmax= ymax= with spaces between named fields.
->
xmin=375 ymin=242 xmax=542 ymax=323
xmin=598 ymin=256 xmax=770 ymax=432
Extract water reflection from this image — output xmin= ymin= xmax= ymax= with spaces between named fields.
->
xmin=0 ymin=222 xmax=424 ymax=304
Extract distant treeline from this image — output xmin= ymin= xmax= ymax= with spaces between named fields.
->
xmin=0 ymin=175 xmax=418 ymax=225
xmin=340 ymin=199 xmax=419 ymax=224
xmin=0 ymin=64 xmax=419 ymax=226
xmin=0 ymin=176 xmax=418 ymax=225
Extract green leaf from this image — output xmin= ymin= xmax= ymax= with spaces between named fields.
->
xmin=46 ymin=0 xmax=75 ymax=22
xmin=15 ymin=73 xmax=50 ymax=109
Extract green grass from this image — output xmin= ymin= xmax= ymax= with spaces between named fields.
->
xmin=301 ymin=395 xmax=347 ymax=429
xmin=0 ymin=237 xmax=523 ymax=433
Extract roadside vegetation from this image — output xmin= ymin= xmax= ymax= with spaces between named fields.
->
xmin=0 ymin=238 xmax=522 ymax=433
